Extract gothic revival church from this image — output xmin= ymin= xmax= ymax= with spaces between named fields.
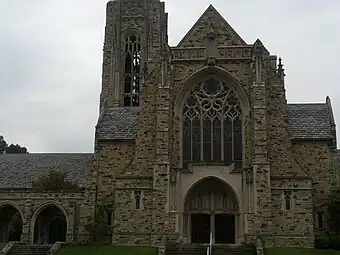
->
xmin=0 ymin=0 xmax=338 ymax=249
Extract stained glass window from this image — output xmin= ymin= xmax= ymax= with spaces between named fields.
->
xmin=182 ymin=76 xmax=243 ymax=167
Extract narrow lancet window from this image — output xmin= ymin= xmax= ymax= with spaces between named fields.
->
xmin=123 ymin=35 xmax=141 ymax=107
xmin=182 ymin=76 xmax=243 ymax=168
xmin=284 ymin=191 xmax=293 ymax=211
xmin=134 ymin=190 xmax=142 ymax=210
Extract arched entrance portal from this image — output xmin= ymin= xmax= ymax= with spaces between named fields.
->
xmin=0 ymin=204 xmax=23 ymax=242
xmin=184 ymin=178 xmax=239 ymax=244
xmin=33 ymin=205 xmax=67 ymax=244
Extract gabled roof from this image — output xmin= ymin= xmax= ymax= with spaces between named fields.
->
xmin=96 ymin=107 xmax=139 ymax=140
xmin=287 ymin=103 xmax=333 ymax=140
xmin=96 ymin=103 xmax=335 ymax=141
xmin=177 ymin=5 xmax=247 ymax=47
xmin=0 ymin=153 xmax=93 ymax=189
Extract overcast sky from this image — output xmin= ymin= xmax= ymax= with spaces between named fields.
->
xmin=1 ymin=0 xmax=340 ymax=153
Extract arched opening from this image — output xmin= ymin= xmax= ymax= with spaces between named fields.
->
xmin=0 ymin=204 xmax=23 ymax=242
xmin=184 ymin=178 xmax=239 ymax=244
xmin=123 ymin=34 xmax=141 ymax=107
xmin=181 ymin=75 xmax=243 ymax=169
xmin=33 ymin=205 xmax=67 ymax=244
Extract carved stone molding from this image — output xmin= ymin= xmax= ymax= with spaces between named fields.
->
xmin=171 ymin=46 xmax=253 ymax=61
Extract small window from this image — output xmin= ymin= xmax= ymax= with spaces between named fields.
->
xmin=284 ymin=191 xmax=293 ymax=211
xmin=107 ymin=210 xmax=112 ymax=226
xmin=317 ymin=212 xmax=324 ymax=229
xmin=134 ymin=190 xmax=142 ymax=210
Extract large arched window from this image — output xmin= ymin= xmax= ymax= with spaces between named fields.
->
xmin=123 ymin=34 xmax=141 ymax=107
xmin=182 ymin=76 xmax=243 ymax=168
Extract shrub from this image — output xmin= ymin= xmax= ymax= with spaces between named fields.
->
xmin=330 ymin=235 xmax=340 ymax=250
xmin=315 ymin=234 xmax=330 ymax=249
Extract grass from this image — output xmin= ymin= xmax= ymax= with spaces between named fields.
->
xmin=57 ymin=244 xmax=157 ymax=255
xmin=266 ymin=248 xmax=340 ymax=255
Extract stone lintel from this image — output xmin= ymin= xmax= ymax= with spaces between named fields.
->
xmin=157 ymin=107 xmax=170 ymax=111
xmin=252 ymin=104 xmax=266 ymax=109
xmin=116 ymin=176 xmax=153 ymax=180
xmin=115 ymin=187 xmax=154 ymax=191
xmin=156 ymin=129 xmax=169 ymax=132
xmin=156 ymin=152 xmax=169 ymax=156
xmin=158 ymin=85 xmax=170 ymax=89
xmin=271 ymin=175 xmax=312 ymax=180
xmin=271 ymin=187 xmax=312 ymax=190
xmin=251 ymin=82 xmax=266 ymax=87
xmin=0 ymin=196 xmax=84 ymax=200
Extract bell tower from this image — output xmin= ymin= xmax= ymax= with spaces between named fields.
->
xmin=99 ymin=0 xmax=168 ymax=110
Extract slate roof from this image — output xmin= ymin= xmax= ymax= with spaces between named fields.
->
xmin=96 ymin=107 xmax=139 ymax=140
xmin=0 ymin=103 xmax=335 ymax=189
xmin=96 ymin=104 xmax=335 ymax=141
xmin=0 ymin=153 xmax=93 ymax=189
xmin=287 ymin=103 xmax=333 ymax=140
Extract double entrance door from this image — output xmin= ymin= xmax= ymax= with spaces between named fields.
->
xmin=190 ymin=213 xmax=235 ymax=244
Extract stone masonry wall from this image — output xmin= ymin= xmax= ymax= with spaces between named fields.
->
xmin=178 ymin=5 xmax=246 ymax=47
xmin=266 ymin=61 xmax=314 ymax=246
xmin=270 ymin=178 xmax=314 ymax=247
xmin=292 ymin=141 xmax=334 ymax=233
xmin=0 ymin=191 xmax=85 ymax=243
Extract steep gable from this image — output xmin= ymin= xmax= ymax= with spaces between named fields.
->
xmin=177 ymin=5 xmax=247 ymax=47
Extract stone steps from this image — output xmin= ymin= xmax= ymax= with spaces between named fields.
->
xmin=166 ymin=244 xmax=256 ymax=255
xmin=9 ymin=244 xmax=52 ymax=255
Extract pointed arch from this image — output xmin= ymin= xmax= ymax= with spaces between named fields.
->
xmin=30 ymin=202 xmax=68 ymax=244
xmin=122 ymin=31 xmax=142 ymax=107
xmin=0 ymin=202 xmax=24 ymax=242
xmin=183 ymin=176 xmax=240 ymax=244
xmin=175 ymin=66 xmax=249 ymax=168
xmin=184 ymin=176 xmax=241 ymax=212
xmin=175 ymin=66 xmax=250 ymax=115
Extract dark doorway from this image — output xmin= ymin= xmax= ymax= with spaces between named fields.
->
xmin=49 ymin=217 xmax=67 ymax=244
xmin=33 ymin=206 xmax=67 ymax=244
xmin=215 ymin=214 xmax=235 ymax=244
xmin=0 ymin=205 xmax=23 ymax=242
xmin=191 ymin=214 xmax=210 ymax=243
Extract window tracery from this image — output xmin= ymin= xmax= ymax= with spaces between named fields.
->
xmin=133 ymin=190 xmax=142 ymax=210
xmin=283 ymin=191 xmax=293 ymax=211
xmin=123 ymin=34 xmax=141 ymax=107
xmin=182 ymin=76 xmax=243 ymax=168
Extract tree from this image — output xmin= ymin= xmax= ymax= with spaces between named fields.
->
xmin=0 ymin=135 xmax=7 ymax=154
xmin=32 ymin=171 xmax=82 ymax=193
xmin=6 ymin=144 xmax=27 ymax=154
xmin=0 ymin=135 xmax=28 ymax=154
xmin=84 ymin=202 xmax=112 ymax=244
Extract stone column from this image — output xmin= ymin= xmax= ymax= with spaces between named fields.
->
xmin=22 ymin=200 xmax=33 ymax=243
xmin=152 ymin=55 xmax=178 ymax=245
xmin=247 ymin=39 xmax=272 ymax=242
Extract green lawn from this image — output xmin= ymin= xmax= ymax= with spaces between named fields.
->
xmin=57 ymin=245 xmax=157 ymax=255
xmin=266 ymin=248 xmax=340 ymax=255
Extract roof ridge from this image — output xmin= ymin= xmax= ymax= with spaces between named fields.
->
xmin=288 ymin=103 xmax=326 ymax=105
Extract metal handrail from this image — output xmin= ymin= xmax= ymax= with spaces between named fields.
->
xmin=206 ymin=232 xmax=213 ymax=255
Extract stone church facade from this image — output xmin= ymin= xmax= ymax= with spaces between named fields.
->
xmin=0 ymin=0 xmax=338 ymax=249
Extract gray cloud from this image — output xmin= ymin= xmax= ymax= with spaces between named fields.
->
xmin=1 ymin=0 xmax=339 ymax=152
